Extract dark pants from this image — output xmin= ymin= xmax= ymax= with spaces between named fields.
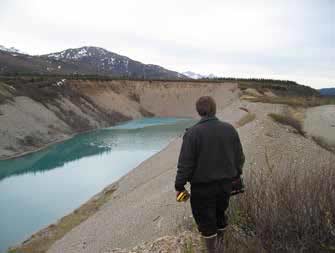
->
xmin=190 ymin=180 xmax=232 ymax=236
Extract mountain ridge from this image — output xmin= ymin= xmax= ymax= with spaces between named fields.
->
xmin=0 ymin=45 xmax=186 ymax=79
xmin=0 ymin=45 xmax=25 ymax=54
xmin=319 ymin=88 xmax=335 ymax=96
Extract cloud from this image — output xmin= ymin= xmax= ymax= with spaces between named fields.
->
xmin=0 ymin=0 xmax=334 ymax=88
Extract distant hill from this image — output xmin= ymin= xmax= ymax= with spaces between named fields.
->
xmin=0 ymin=46 xmax=186 ymax=79
xmin=0 ymin=48 xmax=81 ymax=75
xmin=319 ymin=88 xmax=335 ymax=96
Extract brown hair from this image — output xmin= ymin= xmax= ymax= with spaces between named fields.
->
xmin=196 ymin=96 xmax=216 ymax=117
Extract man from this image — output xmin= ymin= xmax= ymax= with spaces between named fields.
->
xmin=175 ymin=96 xmax=245 ymax=252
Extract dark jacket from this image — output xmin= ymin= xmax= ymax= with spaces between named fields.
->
xmin=175 ymin=116 xmax=245 ymax=191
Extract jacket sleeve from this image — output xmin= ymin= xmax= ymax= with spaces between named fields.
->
xmin=175 ymin=130 xmax=197 ymax=191
xmin=234 ymin=130 xmax=245 ymax=176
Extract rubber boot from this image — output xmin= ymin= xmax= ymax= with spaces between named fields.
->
xmin=216 ymin=228 xmax=227 ymax=252
xmin=201 ymin=234 xmax=218 ymax=253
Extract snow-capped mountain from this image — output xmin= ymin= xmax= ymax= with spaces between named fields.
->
xmin=182 ymin=71 xmax=218 ymax=79
xmin=182 ymin=71 xmax=205 ymax=79
xmin=0 ymin=45 xmax=25 ymax=55
xmin=46 ymin=47 xmax=108 ymax=61
xmin=43 ymin=46 xmax=185 ymax=79
xmin=0 ymin=45 xmax=186 ymax=79
xmin=206 ymin=73 xmax=217 ymax=79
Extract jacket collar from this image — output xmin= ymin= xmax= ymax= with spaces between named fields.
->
xmin=198 ymin=116 xmax=218 ymax=125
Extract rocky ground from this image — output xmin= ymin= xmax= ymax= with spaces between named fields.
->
xmin=106 ymin=226 xmax=265 ymax=253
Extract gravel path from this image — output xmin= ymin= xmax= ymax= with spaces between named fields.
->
xmin=48 ymin=101 xmax=335 ymax=253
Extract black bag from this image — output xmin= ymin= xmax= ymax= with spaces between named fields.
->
xmin=231 ymin=176 xmax=245 ymax=196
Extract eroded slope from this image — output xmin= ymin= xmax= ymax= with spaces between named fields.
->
xmin=0 ymin=80 xmax=238 ymax=159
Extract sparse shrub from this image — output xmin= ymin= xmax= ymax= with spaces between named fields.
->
xmin=233 ymin=152 xmax=335 ymax=252
xmin=268 ymin=113 xmax=305 ymax=136
xmin=19 ymin=135 xmax=40 ymax=146
xmin=128 ymin=92 xmax=140 ymax=102
xmin=256 ymin=88 xmax=265 ymax=95
xmin=139 ymin=107 xmax=155 ymax=117
xmin=0 ymin=82 xmax=15 ymax=104
xmin=183 ymin=238 xmax=195 ymax=253
xmin=239 ymin=107 xmax=250 ymax=113
xmin=244 ymin=95 xmax=335 ymax=107
xmin=4 ymin=145 xmax=16 ymax=151
xmin=236 ymin=113 xmax=256 ymax=128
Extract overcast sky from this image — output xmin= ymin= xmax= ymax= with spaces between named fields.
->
xmin=0 ymin=0 xmax=334 ymax=88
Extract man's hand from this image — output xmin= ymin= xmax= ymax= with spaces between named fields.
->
xmin=176 ymin=190 xmax=190 ymax=202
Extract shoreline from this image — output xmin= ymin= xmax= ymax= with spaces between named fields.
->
xmin=0 ymin=116 xmax=194 ymax=161
xmin=0 ymin=135 xmax=72 ymax=161
xmin=8 ymin=183 xmax=119 ymax=253
xmin=0 ymin=117 xmax=137 ymax=161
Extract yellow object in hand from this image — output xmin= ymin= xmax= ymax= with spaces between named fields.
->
xmin=176 ymin=190 xmax=190 ymax=202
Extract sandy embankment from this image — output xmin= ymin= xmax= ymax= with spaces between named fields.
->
xmin=0 ymin=80 xmax=238 ymax=160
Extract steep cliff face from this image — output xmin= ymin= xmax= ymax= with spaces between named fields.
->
xmin=69 ymin=80 xmax=238 ymax=118
xmin=0 ymin=80 xmax=238 ymax=159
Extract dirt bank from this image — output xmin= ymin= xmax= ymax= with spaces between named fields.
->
xmin=0 ymin=80 xmax=238 ymax=160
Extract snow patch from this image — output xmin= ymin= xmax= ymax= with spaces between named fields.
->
xmin=182 ymin=71 xmax=217 ymax=79
xmin=0 ymin=45 xmax=25 ymax=54
xmin=182 ymin=71 xmax=204 ymax=79
xmin=73 ymin=48 xmax=88 ymax=59
xmin=54 ymin=79 xmax=66 ymax=87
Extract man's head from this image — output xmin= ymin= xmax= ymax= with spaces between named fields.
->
xmin=196 ymin=96 xmax=216 ymax=117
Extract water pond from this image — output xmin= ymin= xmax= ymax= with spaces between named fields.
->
xmin=0 ymin=117 xmax=195 ymax=253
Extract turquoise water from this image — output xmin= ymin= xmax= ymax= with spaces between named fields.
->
xmin=0 ymin=117 xmax=195 ymax=253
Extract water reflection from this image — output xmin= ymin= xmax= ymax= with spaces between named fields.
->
xmin=0 ymin=118 xmax=193 ymax=181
